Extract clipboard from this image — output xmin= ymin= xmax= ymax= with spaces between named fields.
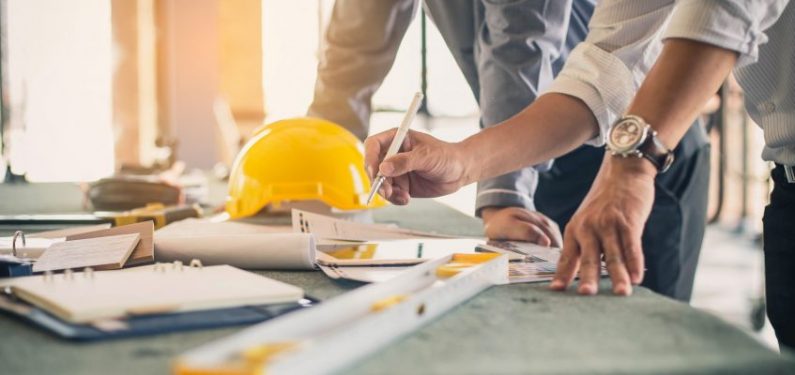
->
xmin=0 ymin=292 xmax=318 ymax=341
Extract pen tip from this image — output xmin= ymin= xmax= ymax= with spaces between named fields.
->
xmin=365 ymin=190 xmax=376 ymax=206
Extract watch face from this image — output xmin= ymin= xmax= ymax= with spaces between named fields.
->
xmin=610 ymin=119 xmax=645 ymax=153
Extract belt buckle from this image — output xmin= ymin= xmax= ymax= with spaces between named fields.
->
xmin=785 ymin=165 xmax=795 ymax=183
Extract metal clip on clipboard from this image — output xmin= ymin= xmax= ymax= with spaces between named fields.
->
xmin=173 ymin=252 xmax=509 ymax=375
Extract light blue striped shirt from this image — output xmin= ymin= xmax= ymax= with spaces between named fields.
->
xmin=544 ymin=0 xmax=795 ymax=165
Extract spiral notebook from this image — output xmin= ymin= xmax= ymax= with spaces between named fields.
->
xmin=5 ymin=264 xmax=304 ymax=324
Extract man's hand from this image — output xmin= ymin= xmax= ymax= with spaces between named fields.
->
xmin=482 ymin=207 xmax=562 ymax=247
xmin=550 ymin=155 xmax=656 ymax=296
xmin=364 ymin=129 xmax=472 ymax=205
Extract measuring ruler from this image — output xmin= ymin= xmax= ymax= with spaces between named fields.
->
xmin=173 ymin=252 xmax=509 ymax=375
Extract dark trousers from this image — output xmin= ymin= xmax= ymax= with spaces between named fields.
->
xmin=535 ymin=123 xmax=710 ymax=302
xmin=765 ymin=164 xmax=795 ymax=351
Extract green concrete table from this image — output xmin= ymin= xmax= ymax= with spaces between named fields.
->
xmin=1 ymin=182 xmax=794 ymax=375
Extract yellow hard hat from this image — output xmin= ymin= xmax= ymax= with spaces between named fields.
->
xmin=225 ymin=117 xmax=386 ymax=218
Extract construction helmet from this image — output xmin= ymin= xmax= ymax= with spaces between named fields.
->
xmin=225 ymin=117 xmax=386 ymax=218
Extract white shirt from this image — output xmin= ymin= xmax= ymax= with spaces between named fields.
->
xmin=544 ymin=0 xmax=795 ymax=165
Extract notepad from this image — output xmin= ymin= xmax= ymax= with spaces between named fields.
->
xmin=32 ymin=233 xmax=140 ymax=273
xmin=66 ymin=221 xmax=155 ymax=266
xmin=7 ymin=264 xmax=304 ymax=324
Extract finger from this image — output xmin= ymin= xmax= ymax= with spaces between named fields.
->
xmin=380 ymin=176 xmax=393 ymax=200
xmin=364 ymin=129 xmax=398 ymax=178
xmin=380 ymin=150 xmax=422 ymax=177
xmin=620 ymin=224 xmax=645 ymax=285
xmin=522 ymin=224 xmax=551 ymax=247
xmin=601 ymin=226 xmax=631 ymax=296
xmin=391 ymin=175 xmax=411 ymax=205
xmin=512 ymin=210 xmax=562 ymax=248
xmin=513 ymin=223 xmax=552 ymax=246
xmin=550 ymin=229 xmax=581 ymax=291
xmin=391 ymin=183 xmax=411 ymax=205
xmin=400 ymin=129 xmax=413 ymax=152
xmin=576 ymin=228 xmax=601 ymax=296
xmin=544 ymin=217 xmax=564 ymax=248
xmin=485 ymin=219 xmax=551 ymax=246
xmin=548 ymin=228 xmax=563 ymax=248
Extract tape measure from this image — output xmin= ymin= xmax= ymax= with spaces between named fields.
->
xmin=96 ymin=203 xmax=202 ymax=229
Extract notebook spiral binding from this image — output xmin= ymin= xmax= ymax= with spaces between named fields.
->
xmin=37 ymin=259 xmax=205 ymax=282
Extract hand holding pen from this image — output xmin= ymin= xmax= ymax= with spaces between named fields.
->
xmin=364 ymin=92 xmax=473 ymax=205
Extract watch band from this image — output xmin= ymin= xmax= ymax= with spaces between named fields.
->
xmin=637 ymin=128 xmax=674 ymax=173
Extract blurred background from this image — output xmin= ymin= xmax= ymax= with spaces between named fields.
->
xmin=0 ymin=0 xmax=777 ymax=349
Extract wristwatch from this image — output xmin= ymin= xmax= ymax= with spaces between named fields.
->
xmin=606 ymin=115 xmax=674 ymax=173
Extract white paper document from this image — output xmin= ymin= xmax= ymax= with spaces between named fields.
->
xmin=316 ymin=240 xmax=567 ymax=284
xmin=317 ymin=264 xmax=410 ymax=283
xmin=154 ymin=219 xmax=316 ymax=270
xmin=292 ymin=209 xmax=454 ymax=241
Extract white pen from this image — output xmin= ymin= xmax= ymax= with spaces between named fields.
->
xmin=366 ymin=91 xmax=424 ymax=205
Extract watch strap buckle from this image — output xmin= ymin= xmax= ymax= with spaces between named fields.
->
xmin=784 ymin=164 xmax=795 ymax=183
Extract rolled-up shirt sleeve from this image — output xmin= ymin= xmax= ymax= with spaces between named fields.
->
xmin=542 ymin=1 xmax=674 ymax=146
xmin=543 ymin=43 xmax=640 ymax=147
xmin=541 ymin=0 xmax=788 ymax=147
xmin=664 ymin=0 xmax=790 ymax=67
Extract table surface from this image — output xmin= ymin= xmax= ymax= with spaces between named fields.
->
xmin=1 ymin=182 xmax=794 ymax=375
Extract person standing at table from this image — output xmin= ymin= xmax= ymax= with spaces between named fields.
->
xmin=363 ymin=0 xmax=795 ymax=350
xmin=308 ymin=0 xmax=711 ymax=302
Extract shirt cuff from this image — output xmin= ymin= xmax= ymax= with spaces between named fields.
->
xmin=542 ymin=43 xmax=636 ymax=147
xmin=474 ymin=168 xmax=540 ymax=217
xmin=664 ymin=0 xmax=782 ymax=67
xmin=475 ymin=189 xmax=536 ymax=217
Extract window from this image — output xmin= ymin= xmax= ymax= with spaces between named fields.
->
xmin=5 ymin=0 xmax=114 ymax=182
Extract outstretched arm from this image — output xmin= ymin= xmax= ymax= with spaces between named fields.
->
xmin=363 ymin=92 xmax=598 ymax=203
xmin=551 ymin=39 xmax=736 ymax=296
xmin=366 ymin=1 xmax=679 ymax=199
xmin=365 ymin=39 xmax=732 ymax=201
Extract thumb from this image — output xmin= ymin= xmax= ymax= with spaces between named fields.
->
xmin=380 ymin=150 xmax=427 ymax=177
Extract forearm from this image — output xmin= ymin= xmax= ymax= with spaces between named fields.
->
xmin=627 ymin=38 xmax=736 ymax=152
xmin=459 ymin=38 xmax=738 ymax=183
xmin=460 ymin=93 xmax=598 ymax=184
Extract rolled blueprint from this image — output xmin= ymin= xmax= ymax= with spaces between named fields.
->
xmin=154 ymin=219 xmax=316 ymax=270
